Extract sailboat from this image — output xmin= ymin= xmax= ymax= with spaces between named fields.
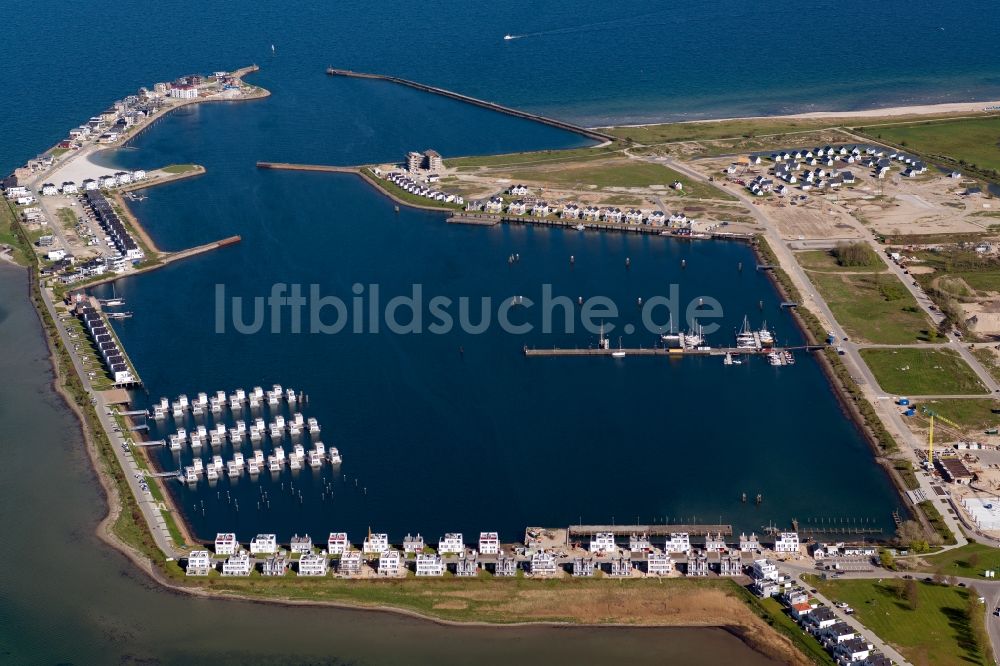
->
xmin=598 ymin=321 xmax=611 ymax=351
xmin=271 ymin=44 xmax=276 ymax=53
xmin=612 ymin=337 xmax=626 ymax=358
xmin=660 ymin=313 xmax=681 ymax=345
xmin=100 ymin=284 xmax=124 ymax=307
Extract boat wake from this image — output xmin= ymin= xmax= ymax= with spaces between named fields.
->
xmin=503 ymin=10 xmax=672 ymax=42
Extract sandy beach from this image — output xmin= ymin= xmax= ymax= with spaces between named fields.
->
xmin=603 ymin=98 xmax=1000 ymax=129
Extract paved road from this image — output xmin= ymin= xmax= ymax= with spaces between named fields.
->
xmin=655 ymin=155 xmax=971 ymax=548
xmin=38 ymin=284 xmax=183 ymax=558
xmin=778 ymin=557 xmax=1000 ymax=664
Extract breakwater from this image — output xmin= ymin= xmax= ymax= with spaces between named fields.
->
xmin=326 ymin=68 xmax=615 ymax=143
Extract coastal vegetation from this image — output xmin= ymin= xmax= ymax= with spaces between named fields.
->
xmin=912 ymin=542 xmax=1000 ymax=578
xmin=910 ymin=398 xmax=1000 ymax=432
xmin=809 ymin=272 xmax=934 ymax=344
xmin=484 ymin=157 xmax=731 ymax=200
xmin=892 ymin=460 xmax=920 ymax=491
xmin=0 ymin=199 xmax=31 ymax=266
xmin=161 ymin=163 xmax=200 ymax=174
xmin=363 ymin=173 xmax=463 ymax=211
xmin=807 ymin=576 xmax=993 ymax=666
xmin=795 ymin=249 xmax=888 ymax=273
xmin=916 ymin=500 xmax=959 ymax=546
xmin=857 ymin=116 xmax=1000 ymax=178
xmin=860 ymin=348 xmax=986 ymax=395
xmin=445 ymin=145 xmax=618 ymax=169
xmin=755 ymin=236 xmax=900 ymax=454
xmin=831 ymin=242 xmax=879 ymax=268
xmin=604 ymin=118 xmax=844 ymax=145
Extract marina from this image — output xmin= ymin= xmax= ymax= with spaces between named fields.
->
xmin=69 ymin=56 xmax=903 ymax=545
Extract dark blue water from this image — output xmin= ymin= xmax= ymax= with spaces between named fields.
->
xmin=79 ymin=76 xmax=900 ymax=542
xmin=5 ymin=0 xmax=1000 ymax=175
xmin=3 ymin=0 xmax=964 ymax=542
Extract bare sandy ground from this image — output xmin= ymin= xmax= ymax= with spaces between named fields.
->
xmin=606 ymin=99 xmax=1000 ymax=129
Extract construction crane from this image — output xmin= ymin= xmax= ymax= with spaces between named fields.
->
xmin=919 ymin=406 xmax=963 ymax=461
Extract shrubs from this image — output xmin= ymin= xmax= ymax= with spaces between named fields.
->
xmin=832 ymin=242 xmax=878 ymax=267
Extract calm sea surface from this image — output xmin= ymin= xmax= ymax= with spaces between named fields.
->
xmin=4 ymin=1 xmax=997 ymax=660
xmin=0 ymin=265 xmax=776 ymax=664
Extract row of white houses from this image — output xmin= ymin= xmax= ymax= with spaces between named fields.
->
xmin=377 ymin=170 xmax=465 ymax=206
xmin=476 ymin=196 xmax=692 ymax=227
xmin=189 ymin=545 xmax=753 ymax=579
xmin=210 ymin=530 xmax=797 ymax=557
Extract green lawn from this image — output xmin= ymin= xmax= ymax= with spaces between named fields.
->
xmin=893 ymin=459 xmax=921 ymax=491
xmin=0 ymin=199 xmax=31 ymax=265
xmin=605 ymin=118 xmax=845 ymax=144
xmin=363 ymin=172 xmax=462 ymax=211
xmin=973 ymin=348 xmax=1000 ymax=384
xmin=858 ymin=116 xmax=1000 ymax=175
xmin=445 ymin=146 xmax=618 ymax=169
xmin=796 ymin=249 xmax=888 ymax=273
xmin=161 ymin=163 xmax=199 ymax=174
xmin=912 ymin=398 xmax=1000 ymax=432
xmin=807 ymin=577 xmax=991 ymax=666
xmin=861 ymin=348 xmax=986 ymax=395
xmin=914 ymin=542 xmax=1000 ymax=579
xmin=497 ymin=159 xmax=731 ymax=199
xmin=810 ymin=272 xmax=933 ymax=344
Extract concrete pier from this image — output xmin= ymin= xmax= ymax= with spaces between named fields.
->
xmin=568 ymin=524 xmax=733 ymax=539
xmin=326 ymin=68 xmax=615 ymax=143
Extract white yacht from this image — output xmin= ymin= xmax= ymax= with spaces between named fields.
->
xmin=328 ymin=447 xmax=343 ymax=465
xmin=758 ymin=321 xmax=774 ymax=347
xmin=736 ymin=316 xmax=757 ymax=349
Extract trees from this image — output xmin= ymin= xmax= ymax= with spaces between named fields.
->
xmin=832 ymin=241 xmax=878 ymax=267
xmin=903 ymin=578 xmax=920 ymax=610
xmin=880 ymin=549 xmax=896 ymax=570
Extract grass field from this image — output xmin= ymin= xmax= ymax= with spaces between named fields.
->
xmin=161 ymin=163 xmax=200 ymax=174
xmin=494 ymin=158 xmax=731 ymax=199
xmin=911 ymin=398 xmax=1000 ymax=432
xmin=913 ymin=542 xmax=1000 ymax=579
xmin=860 ymin=348 xmax=986 ymax=395
xmin=605 ymin=118 xmax=847 ymax=144
xmin=364 ymin=174 xmax=463 ymax=211
xmin=973 ymin=348 xmax=1000 ymax=383
xmin=810 ymin=272 xmax=933 ymax=344
xmin=0 ymin=199 xmax=31 ymax=266
xmin=808 ymin=577 xmax=991 ymax=666
xmin=445 ymin=146 xmax=617 ymax=169
xmin=796 ymin=250 xmax=888 ymax=273
xmin=858 ymin=116 xmax=1000 ymax=174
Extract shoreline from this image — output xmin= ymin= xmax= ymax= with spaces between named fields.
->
xmin=595 ymin=97 xmax=1000 ymax=130
xmin=14 ymin=286 xmax=800 ymax=666
xmin=5 ymin=63 xmax=915 ymax=664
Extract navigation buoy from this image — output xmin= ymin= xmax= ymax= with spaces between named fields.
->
xmin=577 ymin=296 xmax=584 ymax=306
xmin=625 ymin=257 xmax=630 ymax=268
xmin=570 ymin=255 xmax=575 ymax=265
xmin=681 ymin=259 xmax=687 ymax=268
